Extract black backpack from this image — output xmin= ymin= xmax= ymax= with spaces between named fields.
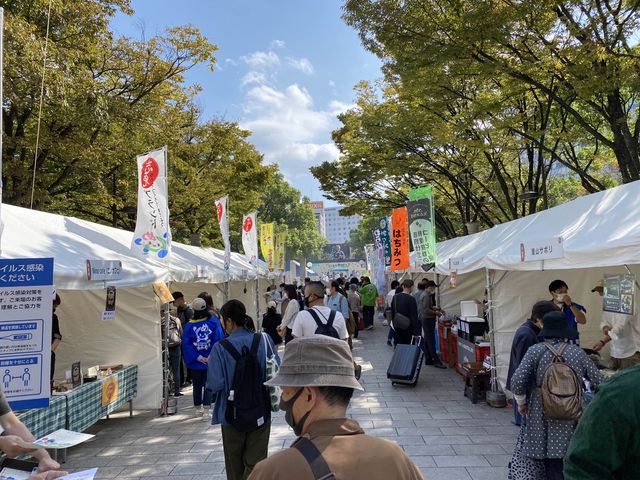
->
xmin=219 ymin=334 xmax=270 ymax=432
xmin=307 ymin=308 xmax=340 ymax=339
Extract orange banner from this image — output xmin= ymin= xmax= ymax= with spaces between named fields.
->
xmin=391 ymin=207 xmax=410 ymax=271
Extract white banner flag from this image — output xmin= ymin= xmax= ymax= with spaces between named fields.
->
xmin=215 ymin=195 xmax=231 ymax=271
xmin=242 ymin=212 xmax=258 ymax=267
xmin=131 ymin=147 xmax=171 ymax=260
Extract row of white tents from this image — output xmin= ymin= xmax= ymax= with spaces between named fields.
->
xmin=0 ymin=204 xmax=280 ymax=409
xmin=408 ymin=179 xmax=640 ymax=392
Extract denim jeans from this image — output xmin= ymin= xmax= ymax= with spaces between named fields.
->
xmin=169 ymin=346 xmax=181 ymax=396
xmin=191 ymin=369 xmax=212 ymax=407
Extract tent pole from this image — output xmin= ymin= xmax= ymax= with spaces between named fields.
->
xmin=161 ymin=303 xmax=170 ymax=415
xmin=484 ymin=268 xmax=498 ymax=392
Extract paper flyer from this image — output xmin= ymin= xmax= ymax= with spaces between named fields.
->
xmin=0 ymin=467 xmax=34 ymax=480
xmin=34 ymin=429 xmax=95 ymax=449
xmin=59 ymin=469 xmax=98 ymax=480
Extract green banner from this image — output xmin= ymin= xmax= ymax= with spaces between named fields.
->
xmin=407 ymin=186 xmax=436 ymax=263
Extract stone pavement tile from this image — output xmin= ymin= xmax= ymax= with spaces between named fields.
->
xmin=483 ymin=454 xmax=512 ymax=467
xmin=190 ymin=476 xmax=228 ymax=480
xmin=396 ymin=427 xmax=441 ymax=437
xmin=119 ymin=465 xmax=174 ymax=478
xmin=433 ymin=455 xmax=491 ymax=467
xmin=420 ymin=467 xmax=472 ymax=480
xmin=135 ymin=477 xmax=193 ymax=480
xmin=107 ymin=455 xmax=163 ymax=467
xmin=373 ymin=419 xmax=414 ymax=428
xmin=395 ymin=436 xmax=425 ymax=446
xmin=63 ymin=457 xmax=114 ymax=469
xmin=132 ymin=435 xmax=184 ymax=445
xmin=170 ymin=463 xmax=225 ymax=475
xmin=439 ymin=426 xmax=489 ymax=436
xmin=483 ymin=425 xmax=519 ymax=435
xmin=410 ymin=456 xmax=437 ymax=467
xmin=452 ymin=444 xmax=507 ymax=455
xmin=155 ymin=454 xmax=212 ymax=464
xmin=470 ymin=435 xmax=517 ymax=444
xmin=93 ymin=466 xmax=126 ymax=479
xmin=422 ymin=435 xmax=473 ymax=445
xmin=466 ymin=466 xmax=509 ymax=479
xmin=413 ymin=418 xmax=459 ymax=428
xmin=429 ymin=412 xmax=474 ymax=420
xmin=403 ymin=444 xmax=458 ymax=456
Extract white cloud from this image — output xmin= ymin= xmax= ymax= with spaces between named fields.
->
xmin=286 ymin=57 xmax=314 ymax=75
xmin=328 ymin=100 xmax=355 ymax=115
xmin=241 ymin=71 xmax=267 ymax=87
xmin=240 ymin=50 xmax=280 ymax=69
xmin=270 ymin=39 xmax=286 ymax=49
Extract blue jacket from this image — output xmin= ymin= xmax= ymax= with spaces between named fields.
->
xmin=207 ymin=328 xmax=279 ymax=427
xmin=182 ymin=315 xmax=225 ymax=370
xmin=326 ymin=293 xmax=350 ymax=320
xmin=506 ymin=320 xmax=540 ymax=390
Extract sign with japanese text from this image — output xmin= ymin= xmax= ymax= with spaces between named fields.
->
xmin=131 ymin=148 xmax=171 ymax=260
xmin=85 ymin=260 xmax=122 ymax=282
xmin=378 ymin=217 xmax=392 ymax=267
xmin=391 ymin=207 xmax=410 ymax=271
xmin=275 ymin=231 xmax=286 ymax=272
xmin=449 ymin=257 xmax=464 ymax=272
xmin=407 ymin=185 xmax=437 ymax=264
xmin=519 ymin=237 xmax=564 ymax=262
xmin=215 ymin=196 xmax=231 ymax=271
xmin=603 ymin=274 xmax=635 ymax=315
xmin=242 ymin=212 xmax=258 ymax=267
xmin=260 ymin=223 xmax=275 ymax=271
xmin=0 ymin=258 xmax=53 ymax=410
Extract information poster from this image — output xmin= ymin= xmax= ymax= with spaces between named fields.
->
xmin=603 ymin=274 xmax=635 ymax=314
xmin=0 ymin=258 xmax=54 ymax=410
xmin=101 ymin=286 xmax=116 ymax=322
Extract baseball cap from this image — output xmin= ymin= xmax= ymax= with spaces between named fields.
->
xmin=264 ymin=336 xmax=363 ymax=391
xmin=591 ymin=280 xmax=604 ymax=292
xmin=192 ymin=297 xmax=207 ymax=312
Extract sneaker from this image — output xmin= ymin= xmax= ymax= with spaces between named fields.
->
xmin=174 ymin=392 xmax=184 ymax=397
xmin=365 ymin=325 xmax=374 ymax=331
xmin=202 ymin=408 xmax=212 ymax=421
xmin=195 ymin=405 xmax=204 ymax=416
xmin=433 ymin=362 xmax=447 ymax=369
xmin=382 ymin=320 xmax=389 ymax=326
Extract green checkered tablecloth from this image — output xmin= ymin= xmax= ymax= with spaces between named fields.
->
xmin=15 ymin=395 xmax=67 ymax=440
xmin=66 ymin=365 xmax=138 ymax=433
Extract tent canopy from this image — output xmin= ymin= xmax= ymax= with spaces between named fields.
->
xmin=1 ymin=204 xmax=260 ymax=289
xmin=433 ymin=180 xmax=640 ymax=274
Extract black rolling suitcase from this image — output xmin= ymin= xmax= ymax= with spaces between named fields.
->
xmin=387 ymin=336 xmax=424 ymax=386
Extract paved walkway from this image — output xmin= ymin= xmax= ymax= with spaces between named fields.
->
xmin=62 ymin=324 xmax=517 ymax=480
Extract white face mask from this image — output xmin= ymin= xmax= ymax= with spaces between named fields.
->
xmin=555 ymin=293 xmax=566 ymax=303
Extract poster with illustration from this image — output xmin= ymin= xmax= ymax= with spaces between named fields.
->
xmin=34 ymin=429 xmax=95 ymax=449
xmin=101 ymin=287 xmax=117 ymax=321
xmin=101 ymin=377 xmax=119 ymax=406
xmin=603 ymin=274 xmax=635 ymax=314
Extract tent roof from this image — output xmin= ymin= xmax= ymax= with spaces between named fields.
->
xmin=431 ymin=180 xmax=640 ymax=274
xmin=0 ymin=204 xmax=261 ymax=290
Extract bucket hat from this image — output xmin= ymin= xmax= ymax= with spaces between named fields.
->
xmin=265 ymin=336 xmax=363 ymax=391
xmin=540 ymin=311 xmax=576 ymax=339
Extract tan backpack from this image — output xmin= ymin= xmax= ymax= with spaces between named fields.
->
xmin=539 ymin=343 xmax=583 ymax=421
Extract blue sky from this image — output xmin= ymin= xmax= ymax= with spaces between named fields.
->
xmin=111 ymin=0 xmax=382 ymax=205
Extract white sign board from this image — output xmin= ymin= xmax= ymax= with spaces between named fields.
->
xmin=448 ymin=257 xmax=464 ymax=271
xmin=0 ymin=258 xmax=54 ymax=409
xmin=519 ymin=237 xmax=564 ymax=262
xmin=85 ymin=260 xmax=122 ymax=282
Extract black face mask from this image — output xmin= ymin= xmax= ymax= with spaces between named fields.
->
xmin=303 ymin=295 xmax=314 ymax=308
xmin=279 ymin=388 xmax=311 ymax=436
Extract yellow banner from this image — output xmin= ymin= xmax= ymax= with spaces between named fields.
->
xmin=275 ymin=231 xmax=286 ymax=271
xmin=260 ymin=223 xmax=275 ymax=271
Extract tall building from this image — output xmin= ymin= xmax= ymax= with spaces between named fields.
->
xmin=324 ymin=206 xmax=361 ymax=244
xmin=309 ymin=201 xmax=326 ymax=238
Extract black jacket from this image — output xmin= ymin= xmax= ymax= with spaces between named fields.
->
xmin=506 ymin=320 xmax=541 ymax=390
xmin=391 ymin=292 xmax=420 ymax=335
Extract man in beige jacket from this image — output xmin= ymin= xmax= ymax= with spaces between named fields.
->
xmin=248 ymin=336 xmax=423 ymax=480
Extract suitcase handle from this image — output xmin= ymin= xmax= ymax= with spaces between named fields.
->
xmin=411 ymin=335 xmax=423 ymax=346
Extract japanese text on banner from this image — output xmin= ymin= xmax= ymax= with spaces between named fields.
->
xmin=131 ymin=148 xmax=171 ymax=260
xmin=407 ymin=185 xmax=436 ymax=264
xmin=215 ymin=196 xmax=231 ymax=271
xmin=391 ymin=207 xmax=410 ymax=271
xmin=242 ymin=212 xmax=259 ymax=266
xmin=275 ymin=231 xmax=286 ymax=272
xmin=260 ymin=223 xmax=275 ymax=271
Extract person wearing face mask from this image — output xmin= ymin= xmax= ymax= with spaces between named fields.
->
xmin=248 ymin=336 xmax=423 ymax=480
xmin=207 ymin=300 xmax=279 ymax=480
xmin=292 ymin=282 xmax=349 ymax=341
xmin=548 ymin=280 xmax=587 ymax=344
xmin=278 ymin=284 xmax=299 ymax=344
xmin=506 ymin=301 xmax=558 ymax=426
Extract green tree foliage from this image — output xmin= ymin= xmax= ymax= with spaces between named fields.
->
xmin=1 ymin=0 xmax=276 ymax=248
xmin=258 ymin=172 xmax=326 ymax=260
xmin=347 ymin=215 xmax=380 ymax=259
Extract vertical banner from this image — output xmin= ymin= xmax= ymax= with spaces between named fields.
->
xmin=275 ymin=231 xmax=286 ymax=272
xmin=215 ymin=196 xmax=231 ymax=271
xmin=391 ymin=207 xmax=410 ymax=271
xmin=259 ymin=223 xmax=275 ymax=271
xmin=378 ymin=217 xmax=392 ymax=267
xmin=242 ymin=212 xmax=259 ymax=266
xmin=407 ymin=185 xmax=436 ymax=263
xmin=0 ymin=258 xmax=54 ymax=410
xmin=132 ymin=147 xmax=171 ymax=260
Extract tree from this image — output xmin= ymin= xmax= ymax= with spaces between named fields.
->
xmin=258 ymin=172 xmax=326 ymax=260
xmin=343 ymin=0 xmax=640 ymax=183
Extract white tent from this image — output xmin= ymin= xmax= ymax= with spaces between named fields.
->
xmin=0 ymin=204 xmax=267 ymax=408
xmin=413 ymin=180 xmax=640 ymax=391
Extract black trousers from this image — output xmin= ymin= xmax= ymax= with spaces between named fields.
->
xmin=394 ymin=327 xmax=413 ymax=345
xmin=352 ymin=312 xmax=360 ymax=338
xmin=544 ymin=458 xmax=564 ymax=480
xmin=421 ymin=317 xmax=440 ymax=364
xmin=362 ymin=305 xmax=375 ymax=327
xmin=169 ymin=346 xmax=181 ymax=396
xmin=191 ymin=369 xmax=212 ymax=407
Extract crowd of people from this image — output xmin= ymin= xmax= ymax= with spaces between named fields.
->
xmin=506 ymin=279 xmax=640 ymax=479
